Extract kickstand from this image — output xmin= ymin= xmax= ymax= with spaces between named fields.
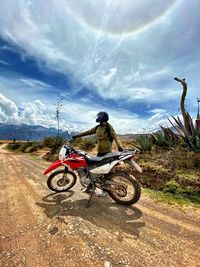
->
xmin=86 ymin=185 xmax=96 ymax=208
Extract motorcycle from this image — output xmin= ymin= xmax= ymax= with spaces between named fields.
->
xmin=43 ymin=143 xmax=142 ymax=207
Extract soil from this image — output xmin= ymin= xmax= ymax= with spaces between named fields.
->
xmin=0 ymin=144 xmax=200 ymax=267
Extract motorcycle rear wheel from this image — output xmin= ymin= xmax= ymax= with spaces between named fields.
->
xmin=106 ymin=172 xmax=141 ymax=205
xmin=47 ymin=170 xmax=77 ymax=192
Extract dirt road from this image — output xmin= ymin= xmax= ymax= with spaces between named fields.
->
xmin=0 ymin=144 xmax=200 ymax=267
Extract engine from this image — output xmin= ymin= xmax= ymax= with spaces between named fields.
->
xmin=76 ymin=167 xmax=90 ymax=186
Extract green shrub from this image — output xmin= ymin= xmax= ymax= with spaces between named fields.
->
xmin=50 ymin=136 xmax=65 ymax=154
xmin=134 ymin=135 xmax=153 ymax=152
xmin=163 ymin=180 xmax=180 ymax=194
xmin=42 ymin=136 xmax=65 ymax=153
xmin=79 ymin=137 xmax=97 ymax=151
xmin=7 ymin=142 xmax=21 ymax=150
xmin=188 ymin=133 xmax=200 ymax=151
xmin=18 ymin=142 xmax=33 ymax=152
xmin=7 ymin=141 xmax=42 ymax=152
xmin=152 ymin=129 xmax=178 ymax=148
xmin=24 ymin=144 xmax=39 ymax=153
xmin=42 ymin=137 xmax=56 ymax=148
xmin=73 ymin=136 xmax=97 ymax=151
xmin=169 ymin=115 xmax=200 ymax=151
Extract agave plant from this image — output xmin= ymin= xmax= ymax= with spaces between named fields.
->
xmin=152 ymin=128 xmax=178 ymax=148
xmin=166 ymin=77 xmax=200 ymax=151
xmin=134 ymin=134 xmax=153 ymax=152
xmin=50 ymin=136 xmax=65 ymax=154
xmin=169 ymin=115 xmax=200 ymax=151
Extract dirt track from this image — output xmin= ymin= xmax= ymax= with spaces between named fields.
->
xmin=0 ymin=144 xmax=200 ymax=267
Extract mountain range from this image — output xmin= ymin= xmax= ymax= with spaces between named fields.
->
xmin=0 ymin=123 xmax=75 ymax=141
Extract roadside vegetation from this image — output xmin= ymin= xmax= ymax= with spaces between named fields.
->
xmin=73 ymin=136 xmax=97 ymax=151
xmin=6 ymin=135 xmax=96 ymax=159
xmin=7 ymin=140 xmax=42 ymax=153
xmin=143 ymin=188 xmax=200 ymax=208
xmin=130 ymin=78 xmax=200 ymax=206
xmin=127 ymin=146 xmax=200 ymax=205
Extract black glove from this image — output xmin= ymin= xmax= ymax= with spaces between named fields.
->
xmin=118 ymin=147 xmax=123 ymax=152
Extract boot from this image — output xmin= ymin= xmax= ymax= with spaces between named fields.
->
xmin=97 ymin=189 xmax=107 ymax=197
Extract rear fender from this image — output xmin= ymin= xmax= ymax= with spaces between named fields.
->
xmin=118 ymin=155 xmax=143 ymax=173
xmin=43 ymin=160 xmax=64 ymax=175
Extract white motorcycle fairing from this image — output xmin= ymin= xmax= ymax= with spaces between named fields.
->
xmin=90 ymin=154 xmax=142 ymax=174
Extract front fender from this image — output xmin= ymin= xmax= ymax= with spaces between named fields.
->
xmin=131 ymin=159 xmax=142 ymax=173
xmin=43 ymin=159 xmax=63 ymax=175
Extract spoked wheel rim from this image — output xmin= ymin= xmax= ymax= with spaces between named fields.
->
xmin=50 ymin=171 xmax=75 ymax=191
xmin=109 ymin=174 xmax=137 ymax=202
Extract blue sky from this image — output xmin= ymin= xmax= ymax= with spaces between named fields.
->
xmin=0 ymin=0 xmax=199 ymax=134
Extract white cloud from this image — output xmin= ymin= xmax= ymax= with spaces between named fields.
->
xmin=59 ymin=100 xmax=157 ymax=134
xmin=0 ymin=59 xmax=10 ymax=66
xmin=66 ymin=0 xmax=178 ymax=35
xmin=0 ymin=0 xmax=199 ymax=134
xmin=0 ymin=93 xmax=19 ymax=123
xmin=101 ymin=67 xmax=117 ymax=87
xmin=150 ymin=108 xmax=167 ymax=114
xmin=20 ymin=100 xmax=55 ymax=127
xmin=0 ymin=92 xmax=153 ymax=134
xmin=0 ymin=0 xmax=186 ymax=106
xmin=0 ymin=93 xmax=17 ymax=115
xmin=0 ymin=93 xmax=55 ymax=127
xmin=147 ymin=109 xmax=170 ymax=130
xmin=20 ymin=78 xmax=51 ymax=88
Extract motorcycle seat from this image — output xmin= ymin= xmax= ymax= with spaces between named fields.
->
xmin=102 ymin=152 xmax=121 ymax=159
xmin=85 ymin=152 xmax=121 ymax=165
xmin=85 ymin=155 xmax=104 ymax=165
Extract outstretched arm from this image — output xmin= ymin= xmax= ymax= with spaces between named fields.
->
xmin=74 ymin=126 xmax=97 ymax=138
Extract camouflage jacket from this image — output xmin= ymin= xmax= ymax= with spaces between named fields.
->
xmin=76 ymin=123 xmax=122 ymax=153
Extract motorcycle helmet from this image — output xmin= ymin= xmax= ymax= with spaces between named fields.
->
xmin=96 ymin=111 xmax=109 ymax=122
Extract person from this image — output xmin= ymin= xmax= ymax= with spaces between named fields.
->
xmin=73 ymin=111 xmax=123 ymax=196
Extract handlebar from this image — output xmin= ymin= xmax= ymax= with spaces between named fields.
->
xmin=122 ymin=148 xmax=139 ymax=154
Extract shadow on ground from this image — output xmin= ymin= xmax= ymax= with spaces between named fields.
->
xmin=36 ymin=191 xmax=145 ymax=239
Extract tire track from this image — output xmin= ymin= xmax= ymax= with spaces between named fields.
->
xmin=1 ymin=150 xmax=200 ymax=266
xmin=16 ymin=154 xmax=200 ymax=236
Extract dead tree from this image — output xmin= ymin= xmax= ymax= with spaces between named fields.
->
xmin=56 ymin=97 xmax=63 ymax=137
xmin=196 ymin=98 xmax=200 ymax=131
xmin=174 ymin=77 xmax=196 ymax=135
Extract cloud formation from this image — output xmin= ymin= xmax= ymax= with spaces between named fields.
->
xmin=0 ymin=93 xmax=19 ymax=123
xmin=0 ymin=93 xmax=53 ymax=126
xmin=0 ymin=0 xmax=199 ymax=133
xmin=0 ymin=92 xmax=172 ymax=134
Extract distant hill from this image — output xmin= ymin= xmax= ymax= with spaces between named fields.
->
xmin=0 ymin=123 xmax=76 ymax=141
xmin=119 ymin=134 xmax=143 ymax=140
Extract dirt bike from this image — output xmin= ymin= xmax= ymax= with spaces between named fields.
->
xmin=43 ymin=143 xmax=142 ymax=207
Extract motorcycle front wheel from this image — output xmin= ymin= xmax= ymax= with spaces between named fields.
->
xmin=47 ymin=170 xmax=77 ymax=192
xmin=106 ymin=172 xmax=141 ymax=205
